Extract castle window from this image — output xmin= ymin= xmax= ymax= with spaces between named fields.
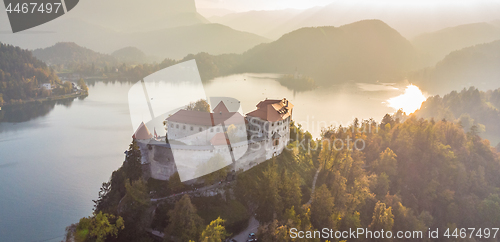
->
xmin=176 ymin=124 xmax=179 ymax=128
xmin=183 ymin=125 xmax=186 ymax=130
xmin=199 ymin=127 xmax=202 ymax=132
xmin=210 ymin=128 xmax=214 ymax=133
xmin=190 ymin=126 xmax=193 ymax=131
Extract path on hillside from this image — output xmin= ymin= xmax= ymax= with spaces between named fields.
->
xmin=306 ymin=167 xmax=322 ymax=205
xmin=151 ymin=181 xmax=232 ymax=202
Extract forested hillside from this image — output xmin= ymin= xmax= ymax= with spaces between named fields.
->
xmin=66 ymin=112 xmax=500 ymax=241
xmin=32 ymin=42 xmax=119 ymax=72
xmin=0 ymin=43 xmax=63 ymax=106
xmin=415 ymin=87 xmax=500 ymax=146
xmin=111 ymin=47 xmax=157 ymax=64
xmin=234 ymin=19 xmax=419 ymax=85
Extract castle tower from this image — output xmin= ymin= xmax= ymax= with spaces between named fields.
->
xmin=133 ymin=122 xmax=153 ymax=141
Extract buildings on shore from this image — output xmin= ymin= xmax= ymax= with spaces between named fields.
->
xmin=133 ymin=98 xmax=293 ymax=182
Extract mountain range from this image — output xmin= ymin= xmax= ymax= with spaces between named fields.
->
xmin=210 ymin=1 xmax=500 ymax=40
xmin=58 ymin=0 xmax=209 ymax=32
xmin=29 ymin=18 xmax=500 ymax=94
xmin=412 ymin=22 xmax=500 ymax=65
xmin=411 ymin=40 xmax=500 ymax=95
xmin=0 ymin=0 xmax=270 ymax=59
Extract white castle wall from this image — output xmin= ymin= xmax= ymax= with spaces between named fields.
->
xmin=166 ymin=121 xmax=246 ymax=146
xmin=166 ymin=121 xmax=213 ymax=145
xmin=144 ymin=113 xmax=291 ymax=181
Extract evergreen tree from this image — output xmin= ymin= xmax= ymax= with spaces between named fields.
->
xmin=310 ymin=185 xmax=337 ymax=231
xmin=124 ymin=140 xmax=142 ymax=182
xmin=165 ymin=194 xmax=204 ymax=241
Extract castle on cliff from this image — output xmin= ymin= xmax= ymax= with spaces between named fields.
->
xmin=132 ymin=98 xmax=293 ymax=182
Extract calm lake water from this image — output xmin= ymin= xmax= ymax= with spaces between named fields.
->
xmin=0 ymin=73 xmax=407 ymax=242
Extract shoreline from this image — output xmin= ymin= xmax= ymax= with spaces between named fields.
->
xmin=0 ymin=92 xmax=88 ymax=108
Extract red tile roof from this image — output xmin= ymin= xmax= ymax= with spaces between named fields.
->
xmin=247 ymin=98 xmax=293 ymax=122
xmin=133 ymin=122 xmax=153 ymax=140
xmin=213 ymin=112 xmax=245 ymax=126
xmin=166 ymin=110 xmax=213 ymax=126
xmin=213 ymin=101 xmax=229 ymax=114
xmin=166 ymin=109 xmax=245 ymax=126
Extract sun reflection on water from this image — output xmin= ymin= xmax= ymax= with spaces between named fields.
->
xmin=387 ymin=84 xmax=426 ymax=114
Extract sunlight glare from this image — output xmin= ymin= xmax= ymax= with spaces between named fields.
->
xmin=387 ymin=84 xmax=426 ymax=114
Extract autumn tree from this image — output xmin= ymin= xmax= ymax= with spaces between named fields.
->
xmin=77 ymin=78 xmax=89 ymax=92
xmin=370 ymin=202 xmax=394 ymax=232
xmin=70 ymin=212 xmax=124 ymax=242
xmin=200 ymin=217 xmax=230 ymax=242
xmin=186 ymin=99 xmax=211 ymax=112
xmin=372 ymin=148 xmax=397 ymax=178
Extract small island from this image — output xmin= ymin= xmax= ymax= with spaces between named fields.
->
xmin=276 ymin=71 xmax=316 ymax=91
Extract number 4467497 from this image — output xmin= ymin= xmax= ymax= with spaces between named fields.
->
xmin=444 ymin=228 xmax=499 ymax=239
xmin=5 ymin=3 xmax=62 ymax=14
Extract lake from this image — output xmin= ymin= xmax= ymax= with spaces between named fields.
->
xmin=0 ymin=73 xmax=411 ymax=241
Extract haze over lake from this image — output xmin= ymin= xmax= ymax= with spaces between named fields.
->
xmin=0 ymin=74 xmax=419 ymax=241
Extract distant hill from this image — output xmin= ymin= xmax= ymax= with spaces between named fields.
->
xmin=0 ymin=17 xmax=270 ymax=59
xmin=111 ymin=47 xmax=159 ymax=64
xmin=32 ymin=42 xmax=117 ymax=66
xmin=60 ymin=0 xmax=209 ymax=32
xmin=209 ymin=9 xmax=303 ymax=39
xmin=233 ymin=20 xmax=418 ymax=85
xmin=492 ymin=19 xmax=500 ymax=28
xmin=0 ymin=0 xmax=269 ymax=59
xmin=128 ymin=23 xmax=270 ymax=59
xmin=412 ymin=22 xmax=500 ymax=66
xmin=0 ymin=43 xmax=62 ymax=105
xmin=197 ymin=8 xmax=235 ymax=18
xmin=411 ymin=40 xmax=500 ymax=94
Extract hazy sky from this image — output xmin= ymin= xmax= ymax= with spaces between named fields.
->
xmin=195 ymin=0 xmax=500 ymax=11
xmin=195 ymin=0 xmax=333 ymax=11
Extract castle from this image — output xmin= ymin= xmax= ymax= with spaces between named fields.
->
xmin=133 ymin=98 xmax=293 ymax=182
